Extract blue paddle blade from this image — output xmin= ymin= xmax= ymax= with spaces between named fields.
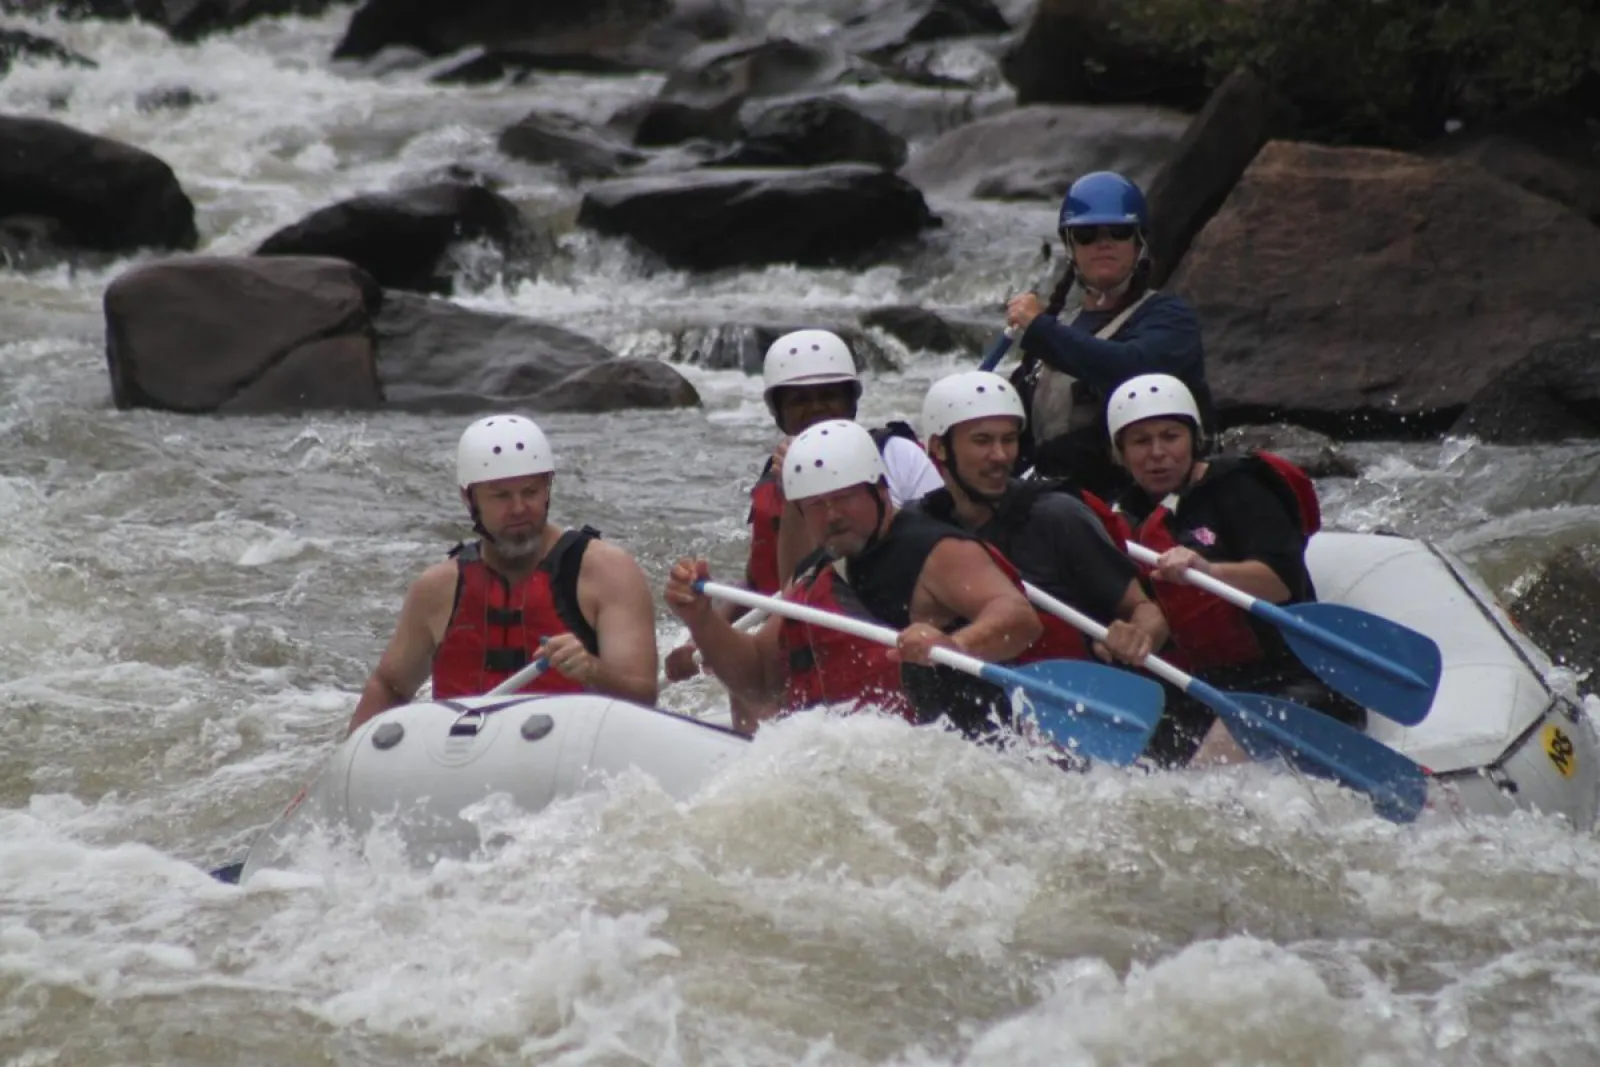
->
xmin=977 ymin=331 xmax=1014 ymax=371
xmin=1267 ymin=602 xmax=1443 ymax=727
xmin=981 ymin=658 xmax=1164 ymax=766
xmin=211 ymin=861 xmax=244 ymax=884
xmin=1211 ymin=687 xmax=1430 ymax=823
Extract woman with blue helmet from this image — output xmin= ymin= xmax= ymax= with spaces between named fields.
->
xmin=1003 ymin=171 xmax=1212 ymax=498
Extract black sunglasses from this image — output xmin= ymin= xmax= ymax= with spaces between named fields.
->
xmin=1065 ymin=224 xmax=1138 ymax=245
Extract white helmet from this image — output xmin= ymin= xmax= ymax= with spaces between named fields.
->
xmin=1106 ymin=374 xmax=1202 ymax=446
xmin=781 ymin=419 xmax=886 ymax=502
xmin=921 ymin=371 xmax=1026 ymax=440
xmin=762 ymin=329 xmax=862 ymax=418
xmin=456 ymin=414 xmax=554 ymax=489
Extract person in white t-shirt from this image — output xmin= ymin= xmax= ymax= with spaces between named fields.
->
xmin=663 ymin=329 xmax=943 ymax=697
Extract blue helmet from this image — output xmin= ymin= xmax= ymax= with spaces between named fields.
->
xmin=1058 ymin=171 xmax=1149 ymax=233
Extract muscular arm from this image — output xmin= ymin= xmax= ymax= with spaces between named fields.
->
xmin=775 ymin=500 xmax=817 ymax=590
xmin=1019 ymin=295 xmax=1204 ymax=392
xmin=691 ymin=609 xmax=788 ymax=719
xmin=916 ymin=539 xmax=1041 ymax=662
xmin=346 ymin=562 xmax=454 ymax=735
xmin=1115 ymin=577 xmax=1170 ymax=652
xmin=576 ymin=540 xmax=660 ymax=705
xmin=1201 ymin=559 xmax=1292 ymax=604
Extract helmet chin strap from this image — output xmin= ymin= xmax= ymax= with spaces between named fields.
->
xmin=943 ymin=434 xmax=1005 ymax=507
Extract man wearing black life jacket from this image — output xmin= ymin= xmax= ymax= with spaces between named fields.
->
xmin=912 ymin=370 xmax=1169 ymax=670
xmin=663 ymin=329 xmax=943 ymax=684
xmin=1105 ymin=374 xmax=1365 ymax=765
xmin=346 ymin=414 xmax=659 ymax=735
xmin=664 ymin=419 xmax=1042 ymax=736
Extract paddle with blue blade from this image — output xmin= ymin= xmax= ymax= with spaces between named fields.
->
xmin=695 ymin=579 xmax=1164 ymax=765
xmin=977 ymin=327 xmax=1019 ymax=372
xmin=1124 ymin=542 xmax=1442 ymax=727
xmin=1023 ymin=582 xmax=1428 ymax=822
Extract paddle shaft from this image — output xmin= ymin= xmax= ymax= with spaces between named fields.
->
xmin=1022 ymin=582 xmax=1198 ymax=693
xmin=697 ymin=580 xmax=990 ymax=677
xmin=977 ymin=327 xmax=1019 ymax=371
xmin=1124 ymin=541 xmax=1429 ymax=689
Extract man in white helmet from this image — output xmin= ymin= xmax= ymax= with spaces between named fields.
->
xmin=346 ymin=414 xmax=658 ymax=734
xmin=663 ymin=328 xmax=943 ymax=683
xmin=913 ymin=371 xmax=1169 ymax=671
xmin=664 ymin=419 xmax=1041 ymax=735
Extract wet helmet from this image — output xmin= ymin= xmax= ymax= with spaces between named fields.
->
xmin=456 ymin=414 xmax=554 ymax=490
xmin=921 ymin=371 xmax=1026 ymax=440
xmin=1058 ymin=171 xmax=1149 ymax=235
xmin=781 ymin=419 xmax=887 ymax=502
xmin=761 ymin=329 xmax=863 ymax=421
xmin=1105 ymin=374 xmax=1202 ymax=452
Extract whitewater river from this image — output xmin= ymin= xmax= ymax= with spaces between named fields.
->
xmin=4 ymin=7 xmax=1600 ymax=1065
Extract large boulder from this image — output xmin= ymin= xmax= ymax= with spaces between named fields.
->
xmin=832 ymin=0 xmax=1010 ymax=60
xmin=253 ymin=183 xmax=548 ymax=295
xmin=0 ymin=115 xmax=197 ymax=258
xmin=332 ymin=0 xmax=739 ymax=68
xmin=104 ymin=257 xmax=384 ymax=413
xmin=498 ymin=111 xmax=647 ymax=179
xmin=1426 ymin=101 xmax=1600 ymax=226
xmin=1000 ymin=0 xmax=1209 ymax=109
xmin=577 ymin=165 xmax=939 ymax=271
xmin=1169 ymin=141 xmax=1600 ymax=437
xmin=35 ymin=0 xmax=339 ymax=41
xmin=859 ymin=304 xmax=993 ymax=356
xmin=1450 ymin=334 xmax=1600 ymax=444
xmin=900 ymin=103 xmax=1188 ymax=200
xmin=1144 ymin=68 xmax=1291 ymax=287
xmin=0 ymin=28 xmax=96 ymax=75
xmin=531 ymin=358 xmax=701 ymax=412
xmin=373 ymin=291 xmax=616 ymax=412
xmin=625 ymin=36 xmax=878 ymax=147
xmin=710 ymin=97 xmax=907 ymax=170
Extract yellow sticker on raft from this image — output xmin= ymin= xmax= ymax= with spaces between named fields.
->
xmin=1544 ymin=725 xmax=1577 ymax=779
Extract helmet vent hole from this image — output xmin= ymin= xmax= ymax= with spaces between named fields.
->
xmin=813 ymin=459 xmax=824 ymax=468
xmin=515 ymin=442 xmax=524 ymax=450
xmin=492 ymin=446 xmax=502 ymax=455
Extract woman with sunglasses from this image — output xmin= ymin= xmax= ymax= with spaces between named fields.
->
xmin=1003 ymin=171 xmax=1211 ymax=499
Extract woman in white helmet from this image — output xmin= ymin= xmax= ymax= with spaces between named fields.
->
xmin=345 ymin=414 xmax=659 ymax=734
xmin=1106 ymin=375 xmax=1361 ymax=762
xmin=664 ymin=419 xmax=1040 ymax=735
xmin=913 ymin=371 xmax=1169 ymax=674
xmin=663 ymin=328 xmax=943 ymax=686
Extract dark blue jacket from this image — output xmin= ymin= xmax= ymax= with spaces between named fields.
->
xmin=1019 ymin=290 xmax=1213 ymax=425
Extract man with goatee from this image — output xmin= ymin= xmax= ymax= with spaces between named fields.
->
xmin=346 ymin=414 xmax=658 ymax=734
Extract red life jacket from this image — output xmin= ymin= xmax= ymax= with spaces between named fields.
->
xmin=431 ymin=528 xmax=599 ymax=699
xmin=1123 ymin=453 xmax=1317 ymax=672
xmin=778 ymin=508 xmax=1078 ymax=719
xmin=746 ymin=462 xmax=783 ymax=595
xmin=916 ymin=479 xmax=1113 ymax=663
xmin=744 ymin=421 xmax=925 ymax=594
xmin=779 ymin=560 xmax=915 ymax=720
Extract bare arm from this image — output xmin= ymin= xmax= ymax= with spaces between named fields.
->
xmin=665 ymin=558 xmax=787 ymax=717
xmin=916 ymin=539 xmax=1041 ymax=662
xmin=1156 ymin=548 xmax=1292 ymax=605
xmin=1204 ymin=560 xmax=1292 ymax=604
xmin=1115 ymin=577 xmax=1170 ymax=651
xmin=346 ymin=562 xmax=454 ymax=735
xmin=775 ymin=500 xmax=816 ymax=591
xmin=575 ymin=540 xmax=661 ymax=705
